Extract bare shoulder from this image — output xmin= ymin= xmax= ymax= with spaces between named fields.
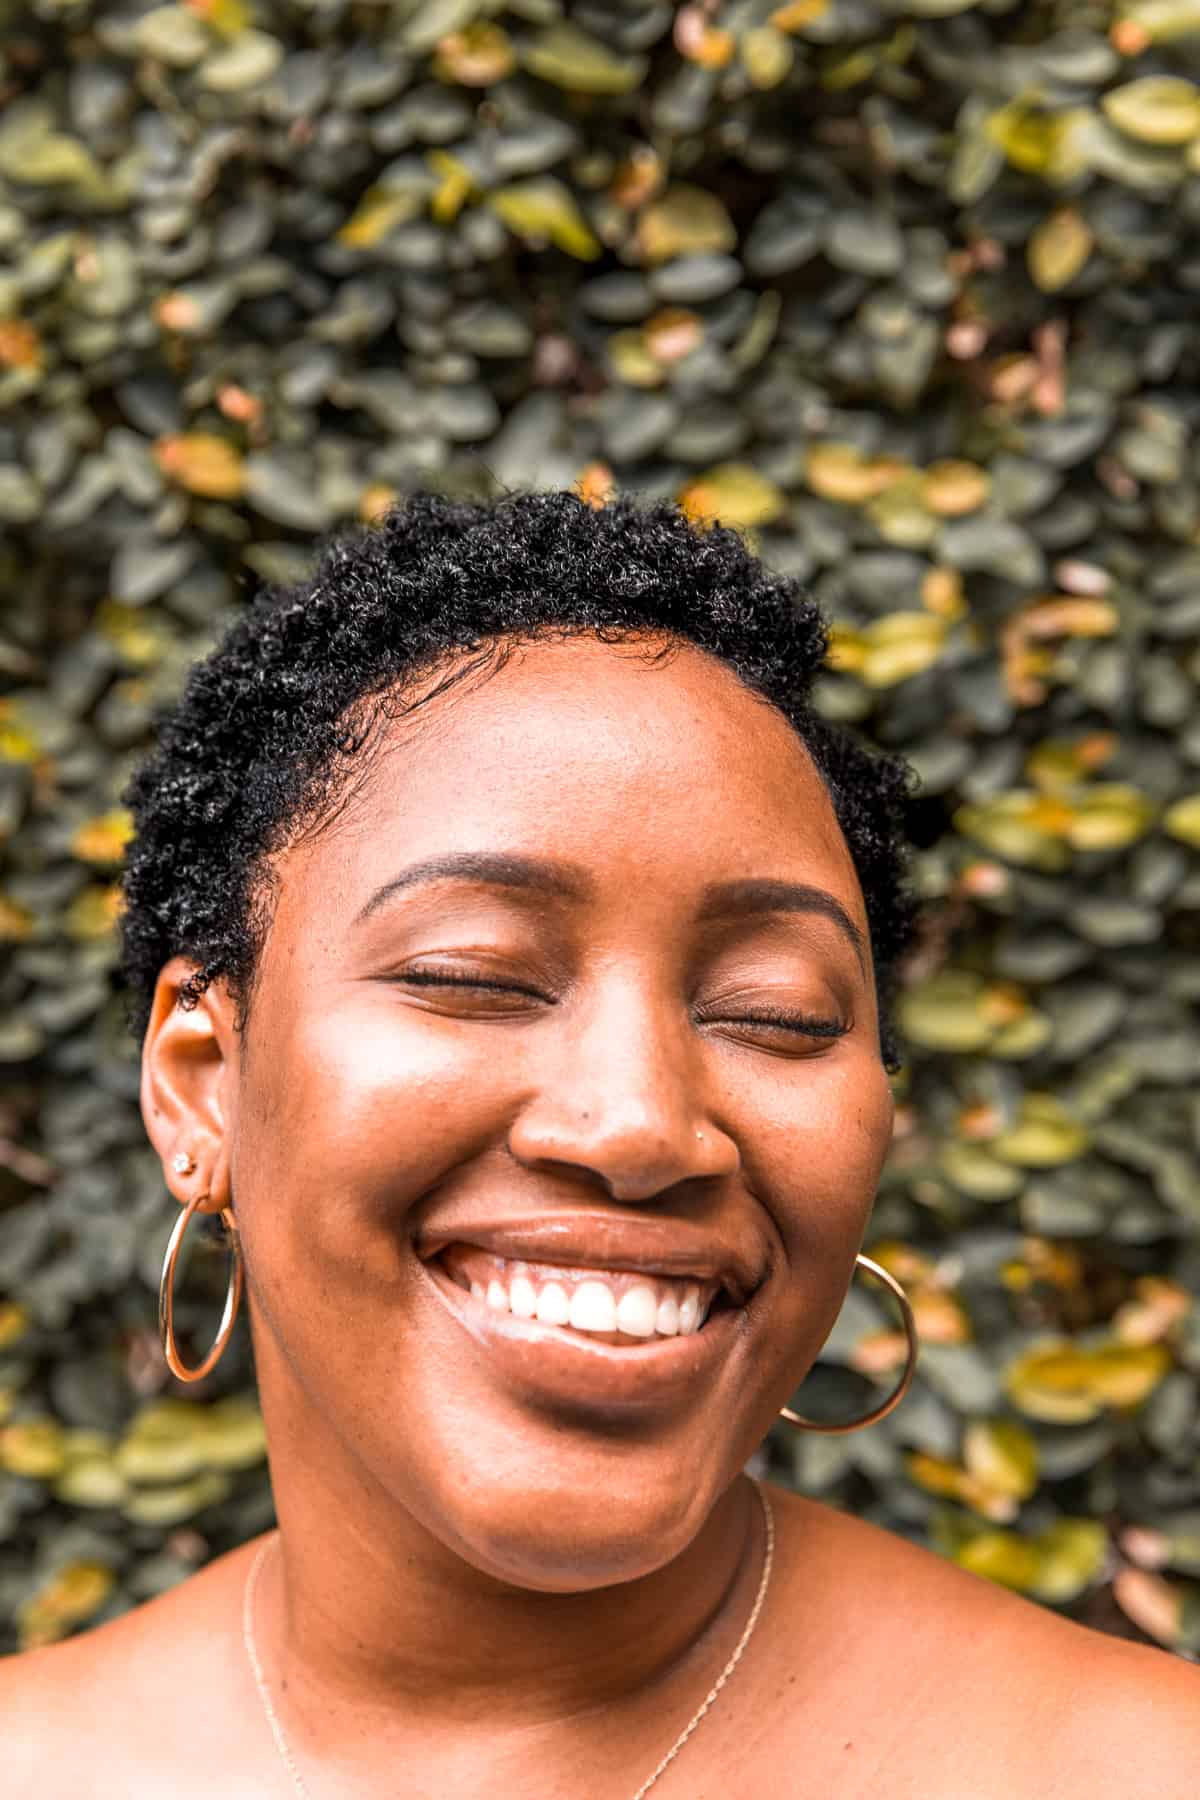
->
xmin=0 ymin=1534 xmax=265 ymax=1800
xmin=763 ymin=1484 xmax=1200 ymax=1798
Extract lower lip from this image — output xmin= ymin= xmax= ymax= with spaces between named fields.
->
xmin=422 ymin=1256 xmax=743 ymax=1414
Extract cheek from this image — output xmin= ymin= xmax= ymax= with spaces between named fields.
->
xmin=234 ymin=994 xmax=512 ymax=1294
xmin=749 ymin=1049 xmax=894 ymax=1298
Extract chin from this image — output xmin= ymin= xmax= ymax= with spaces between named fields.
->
xmin=442 ymin=1470 xmax=729 ymax=1593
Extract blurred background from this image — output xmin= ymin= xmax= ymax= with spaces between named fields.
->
xmin=2 ymin=0 xmax=1199 ymax=1659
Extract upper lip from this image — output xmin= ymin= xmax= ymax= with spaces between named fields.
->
xmin=414 ymin=1212 xmax=763 ymax=1306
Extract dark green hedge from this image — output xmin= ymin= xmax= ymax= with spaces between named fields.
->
xmin=2 ymin=0 xmax=1199 ymax=1657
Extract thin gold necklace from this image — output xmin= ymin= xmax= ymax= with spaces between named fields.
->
xmin=242 ymin=1480 xmax=774 ymax=1800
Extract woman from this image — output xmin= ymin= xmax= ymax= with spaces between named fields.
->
xmin=6 ymin=492 xmax=1196 ymax=1795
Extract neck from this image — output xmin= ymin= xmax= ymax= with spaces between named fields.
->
xmin=251 ymin=1371 xmax=764 ymax=1766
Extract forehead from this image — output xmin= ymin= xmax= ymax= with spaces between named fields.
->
xmin=276 ymin=633 xmax=860 ymax=922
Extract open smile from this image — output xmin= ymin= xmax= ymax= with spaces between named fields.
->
xmin=421 ymin=1250 xmax=748 ymax=1413
xmin=439 ymin=1244 xmax=726 ymax=1343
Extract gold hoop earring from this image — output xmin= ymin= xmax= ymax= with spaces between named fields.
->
xmin=158 ymin=1190 xmax=243 ymax=1382
xmin=779 ymin=1253 xmax=918 ymax=1435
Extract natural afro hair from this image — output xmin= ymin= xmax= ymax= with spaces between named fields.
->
xmin=118 ymin=489 xmax=919 ymax=1068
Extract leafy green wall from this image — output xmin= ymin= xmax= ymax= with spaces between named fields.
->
xmin=2 ymin=0 xmax=1199 ymax=1658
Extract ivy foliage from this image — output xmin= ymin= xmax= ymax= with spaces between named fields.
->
xmin=2 ymin=0 xmax=1200 ymax=1657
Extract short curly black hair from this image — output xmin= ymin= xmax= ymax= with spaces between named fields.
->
xmin=118 ymin=490 xmax=919 ymax=1068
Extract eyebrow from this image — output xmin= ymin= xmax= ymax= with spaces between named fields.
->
xmin=353 ymin=853 xmax=866 ymax=969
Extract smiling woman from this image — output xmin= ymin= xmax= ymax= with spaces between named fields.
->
xmin=6 ymin=491 xmax=1197 ymax=1797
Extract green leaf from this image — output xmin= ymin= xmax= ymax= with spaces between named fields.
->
xmin=521 ymin=24 xmax=647 ymax=96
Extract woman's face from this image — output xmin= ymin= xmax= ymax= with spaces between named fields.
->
xmin=155 ymin=633 xmax=894 ymax=1590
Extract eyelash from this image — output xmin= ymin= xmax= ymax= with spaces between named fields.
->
xmin=397 ymin=970 xmax=849 ymax=1040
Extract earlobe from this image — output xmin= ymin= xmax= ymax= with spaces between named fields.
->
xmin=140 ymin=955 xmax=239 ymax=1215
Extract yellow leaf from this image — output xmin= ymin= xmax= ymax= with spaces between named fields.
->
xmin=1103 ymin=75 xmax=1200 ymax=144
xmin=1032 ymin=1520 xmax=1107 ymax=1602
xmin=907 ymin=1451 xmax=968 ymax=1499
xmin=95 ymin=599 xmax=169 ymax=667
xmin=488 ymin=178 xmax=600 ymax=260
xmin=678 ymin=463 xmax=785 ymax=529
xmin=71 ymin=807 xmax=134 ymax=865
xmin=0 ymin=319 xmax=43 ymax=370
xmin=1025 ymin=734 xmax=1117 ymax=792
xmin=921 ymin=566 xmax=966 ymax=619
xmin=1087 ymin=1343 xmax=1171 ymax=1407
xmin=338 ymin=185 xmax=421 ymax=249
xmin=188 ymin=0 xmax=250 ymax=39
xmin=18 ymin=1561 xmax=115 ymax=1650
xmin=804 ymin=442 xmax=909 ymax=503
xmin=963 ymin=1419 xmax=1039 ymax=1501
xmin=985 ymin=104 xmax=1091 ymax=182
xmin=0 ymin=699 xmax=40 ymax=763
xmin=1163 ymin=792 xmax=1200 ymax=848
xmin=359 ymin=483 xmax=397 ymax=525
xmin=122 ymin=1469 xmax=231 ymax=1526
xmin=65 ymin=883 xmax=124 ymax=941
xmin=741 ymin=25 xmax=794 ymax=88
xmin=54 ymin=1459 xmax=129 ymax=1509
xmin=433 ymin=22 xmax=515 ymax=86
xmin=898 ymin=969 xmax=994 ymax=1053
xmin=921 ymin=459 xmax=991 ymax=516
xmin=427 ymin=151 xmax=476 ymax=225
xmin=0 ymin=1304 xmax=29 ymax=1349
xmin=826 ymin=624 xmax=867 ymax=673
xmin=1028 ymin=206 xmax=1094 ymax=292
xmin=991 ymin=1093 xmax=1088 ymax=1168
xmin=859 ymin=612 xmax=947 ymax=688
xmin=1021 ymin=596 xmax=1118 ymax=638
xmin=0 ymin=893 xmax=34 ymax=940
xmin=1066 ymin=784 xmax=1156 ymax=850
xmin=956 ymin=1530 xmax=1042 ymax=1592
xmin=1007 ymin=1339 xmax=1168 ymax=1422
xmin=637 ymin=185 xmax=737 ymax=265
xmin=154 ymin=432 xmax=244 ymax=499
xmin=1 ymin=1418 xmax=67 ymax=1479
xmin=608 ymin=328 xmax=664 ymax=388
xmin=770 ymin=0 xmax=829 ymax=29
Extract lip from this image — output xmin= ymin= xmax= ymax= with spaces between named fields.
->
xmin=414 ymin=1211 xmax=762 ymax=1306
xmin=421 ymin=1251 xmax=748 ymax=1414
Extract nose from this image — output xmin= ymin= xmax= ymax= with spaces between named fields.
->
xmin=505 ymin=977 xmax=740 ymax=1201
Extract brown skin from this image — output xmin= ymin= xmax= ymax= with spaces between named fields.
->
xmin=5 ymin=634 xmax=1199 ymax=1797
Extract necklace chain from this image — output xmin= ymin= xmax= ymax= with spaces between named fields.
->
xmin=242 ymin=1481 xmax=774 ymax=1800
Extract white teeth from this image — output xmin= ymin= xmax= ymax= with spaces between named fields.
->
xmin=655 ymin=1295 xmax=680 ymax=1337
xmin=456 ymin=1261 xmax=720 ymax=1340
xmin=615 ymin=1284 xmax=658 ymax=1338
xmin=509 ymin=1274 xmax=538 ymax=1320
xmin=569 ymin=1281 xmax=618 ymax=1333
xmin=535 ymin=1281 xmax=570 ymax=1326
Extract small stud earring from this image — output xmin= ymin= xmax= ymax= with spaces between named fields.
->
xmin=172 ymin=1151 xmax=196 ymax=1175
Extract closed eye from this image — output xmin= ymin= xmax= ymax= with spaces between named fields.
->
xmin=397 ymin=972 xmax=848 ymax=1041
xmin=397 ymin=970 xmax=549 ymax=1001
xmin=711 ymin=1008 xmax=848 ymax=1038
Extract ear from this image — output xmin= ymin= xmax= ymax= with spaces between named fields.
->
xmin=140 ymin=956 xmax=241 ymax=1219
